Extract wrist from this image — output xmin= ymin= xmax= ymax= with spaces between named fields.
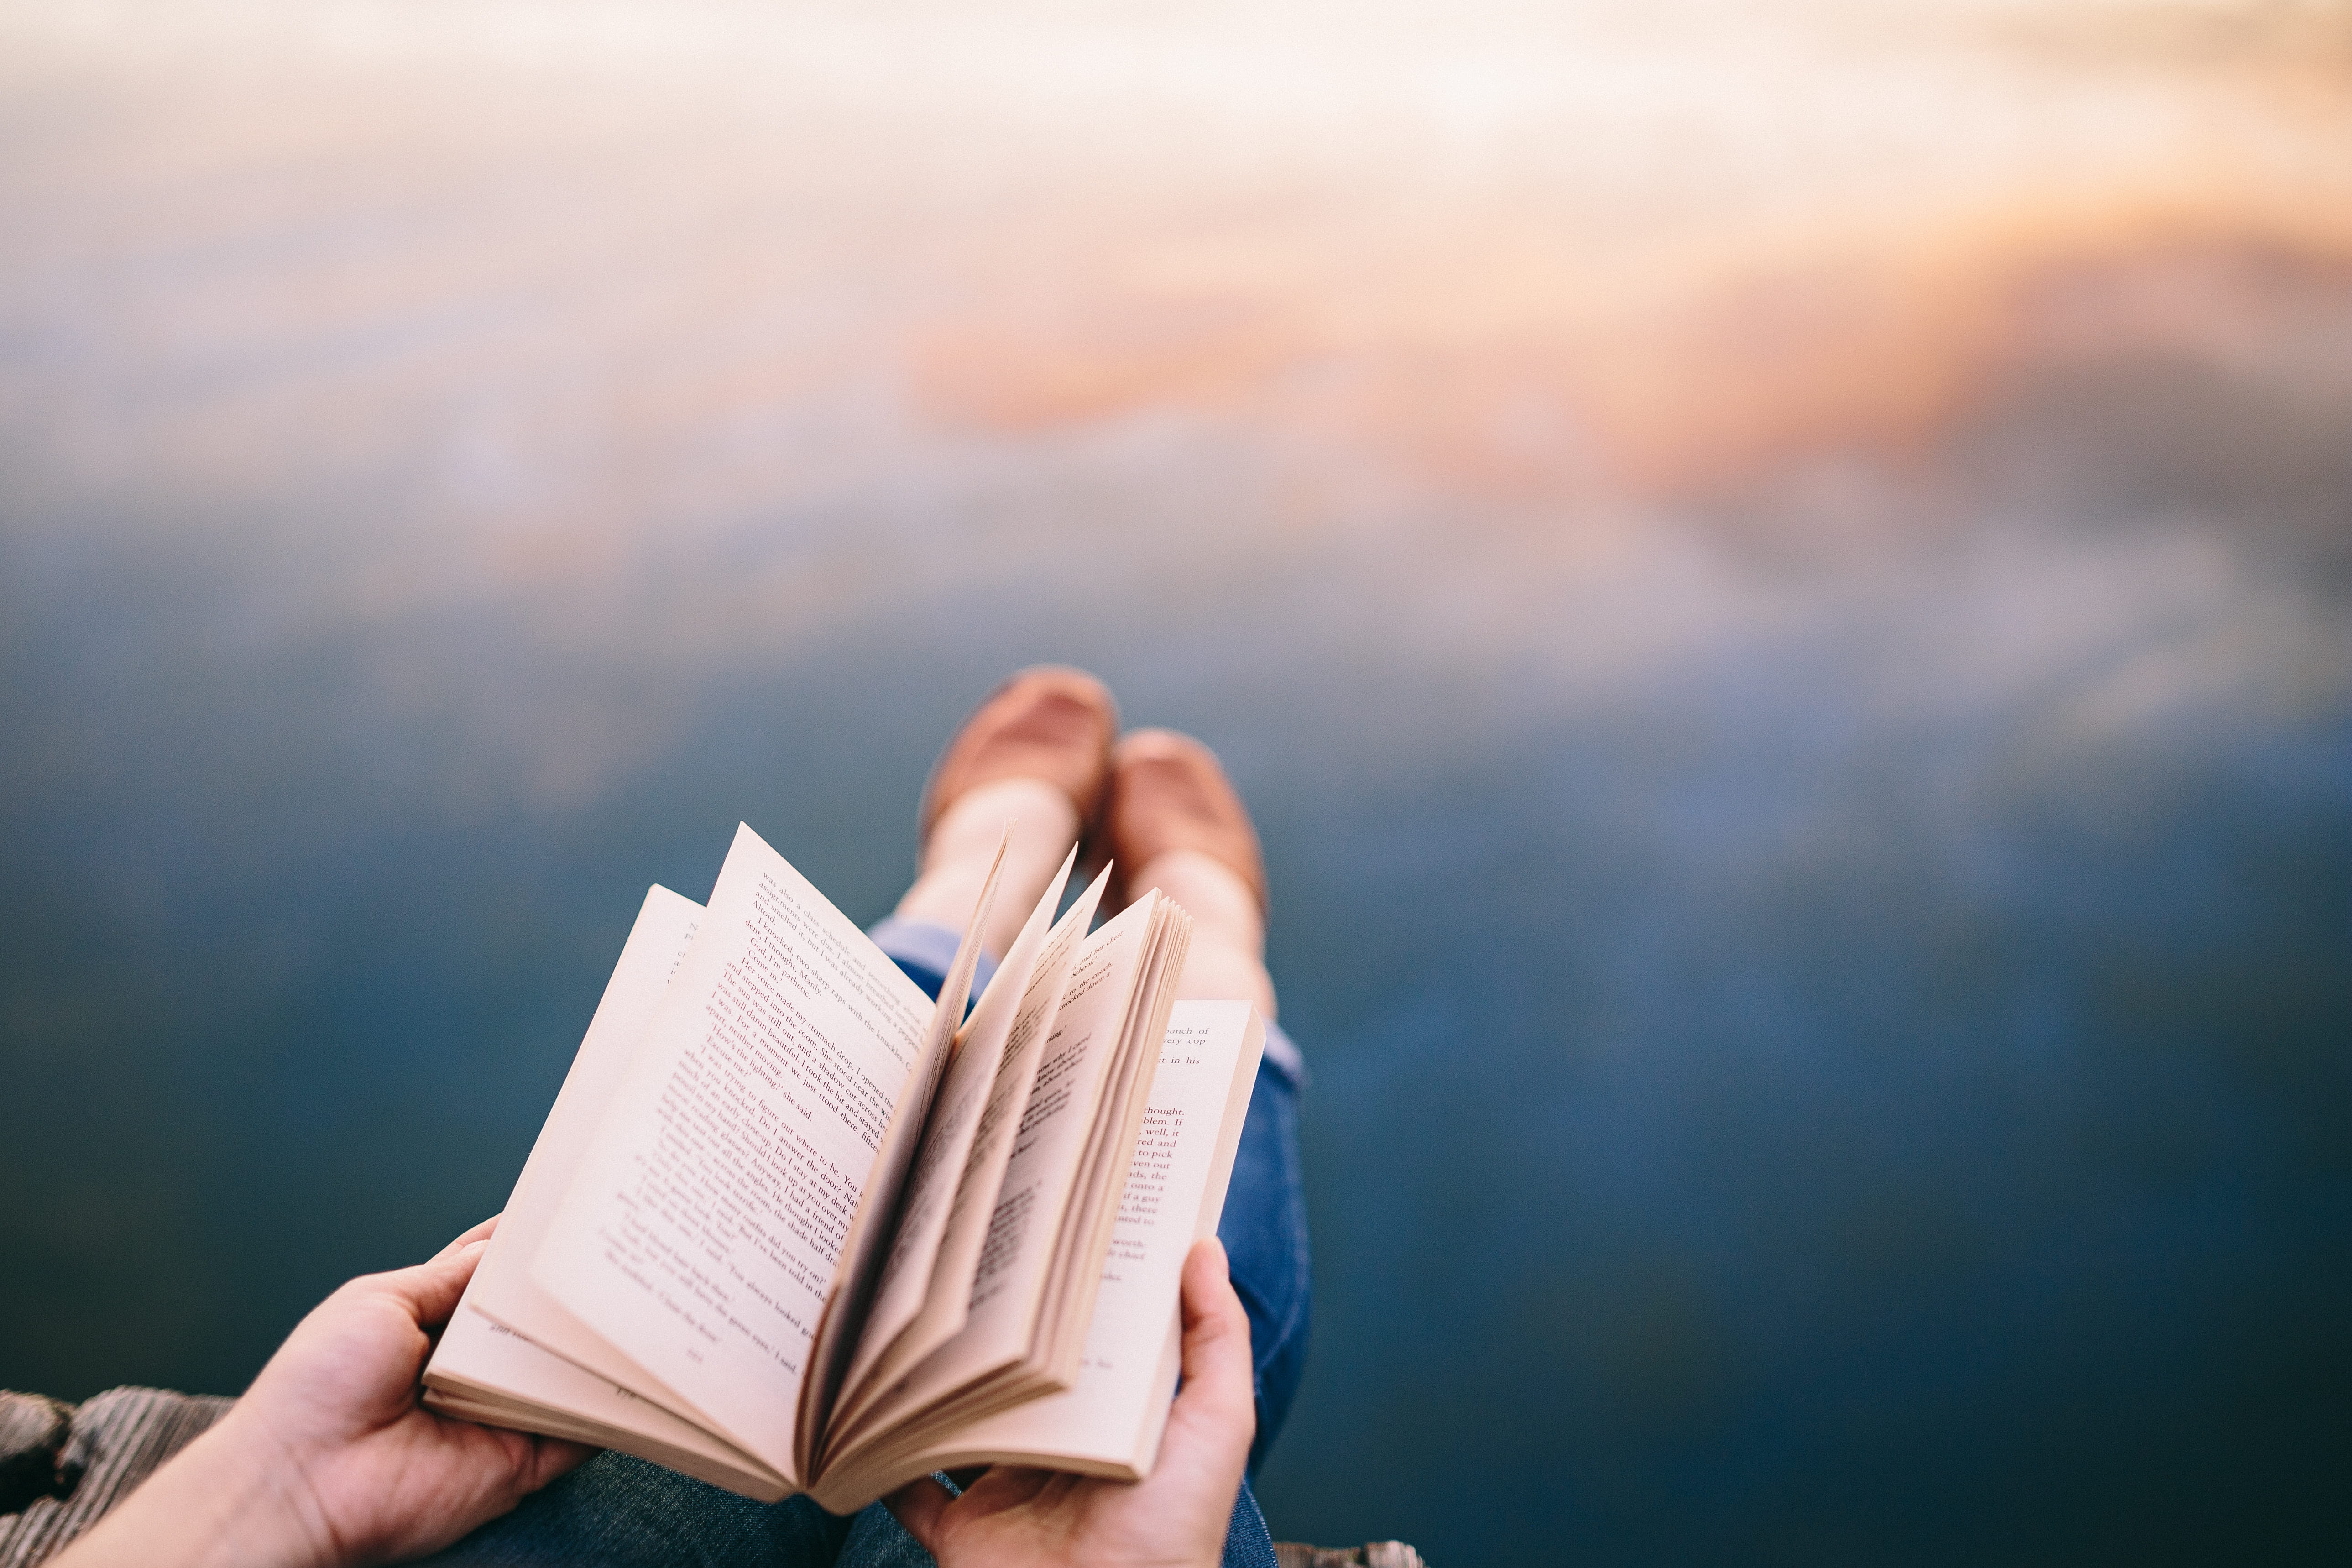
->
xmin=57 ymin=1411 xmax=336 ymax=1568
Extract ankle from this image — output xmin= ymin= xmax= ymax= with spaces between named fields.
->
xmin=1134 ymin=849 xmax=1277 ymax=1020
xmin=897 ymin=777 xmax=1081 ymax=956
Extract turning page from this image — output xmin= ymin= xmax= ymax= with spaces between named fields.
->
xmin=808 ymin=895 xmax=1192 ymax=1499
xmin=921 ymin=1002 xmax=1265 ymax=1479
xmin=425 ymin=882 xmax=794 ymax=1496
xmin=452 ymin=887 xmax=711 ymax=1397
xmin=428 ymin=1309 xmax=782 ymax=1497
xmin=531 ymin=823 xmax=942 ymax=1470
xmin=835 ymin=859 xmax=1102 ymax=1414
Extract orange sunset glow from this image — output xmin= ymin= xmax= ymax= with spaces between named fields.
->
xmin=5 ymin=5 xmax=2350 ymax=1563
xmin=6 ymin=0 xmax=2350 ymax=551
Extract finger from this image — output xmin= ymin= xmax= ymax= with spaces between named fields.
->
xmin=1171 ymin=1238 xmax=1256 ymax=1440
xmin=436 ymin=1215 xmax=502 ymax=1257
xmin=1178 ymin=1239 xmax=1253 ymax=1396
xmin=373 ymin=1231 xmax=495 ymax=1331
xmin=884 ymin=1475 xmax=954 ymax=1552
xmin=525 ymin=1436 xmax=598 ymax=1492
xmin=958 ymin=1463 xmax=1054 ymax=1513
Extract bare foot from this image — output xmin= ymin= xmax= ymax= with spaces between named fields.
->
xmin=894 ymin=667 xmax=1118 ymax=956
xmin=1101 ymin=730 xmax=1277 ymax=1021
xmin=899 ymin=778 xmax=1083 ymax=956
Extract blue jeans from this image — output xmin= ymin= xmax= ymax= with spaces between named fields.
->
xmin=423 ymin=919 xmax=1311 ymax=1568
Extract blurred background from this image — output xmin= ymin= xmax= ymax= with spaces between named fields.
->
xmin=3 ymin=0 xmax=2348 ymax=1560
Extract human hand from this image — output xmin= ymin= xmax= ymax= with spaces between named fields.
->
xmin=57 ymin=1217 xmax=592 ymax=1568
xmin=885 ymin=1237 xmax=1256 ymax=1568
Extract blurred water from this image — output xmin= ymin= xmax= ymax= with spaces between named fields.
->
xmin=3 ymin=2 xmax=2349 ymax=1563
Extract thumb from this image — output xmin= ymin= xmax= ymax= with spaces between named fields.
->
xmin=435 ymin=1214 xmax=502 ymax=1258
xmin=375 ymin=1221 xmax=499 ymax=1331
xmin=1169 ymin=1239 xmax=1255 ymax=1453
xmin=884 ymin=1475 xmax=955 ymax=1554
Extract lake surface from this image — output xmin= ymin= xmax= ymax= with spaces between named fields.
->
xmin=3 ymin=3 xmax=2348 ymax=1562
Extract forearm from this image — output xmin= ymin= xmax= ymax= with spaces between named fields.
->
xmin=53 ymin=1411 xmax=330 ymax=1568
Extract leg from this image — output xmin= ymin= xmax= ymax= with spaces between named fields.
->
xmin=895 ymin=667 xmax=1116 ymax=961
xmin=415 ymin=1452 xmax=855 ymax=1567
xmin=882 ymin=721 xmax=1314 ymax=1469
xmin=864 ymin=691 xmax=1312 ymax=1554
xmin=1105 ymin=734 xmax=1311 ymax=1473
xmin=890 ymin=776 xmax=1080 ymax=963
xmin=1217 ymin=1052 xmax=1311 ymax=1474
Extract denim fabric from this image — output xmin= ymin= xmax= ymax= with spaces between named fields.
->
xmin=1218 ymin=1058 xmax=1311 ymax=1475
xmin=826 ymin=1473 xmax=1278 ymax=1568
xmin=426 ymin=1458 xmax=1281 ymax=1568
xmin=864 ymin=916 xmax=1000 ymax=1010
xmin=419 ymin=1455 xmax=855 ymax=1566
xmin=422 ymin=918 xmax=1309 ymax=1567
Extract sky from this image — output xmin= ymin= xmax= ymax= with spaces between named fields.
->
xmin=3 ymin=2 xmax=2348 ymax=1561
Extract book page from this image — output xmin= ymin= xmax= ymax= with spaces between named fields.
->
xmin=923 ymin=1003 xmax=1265 ymax=1475
xmin=1030 ymin=905 xmax=1189 ymax=1382
xmin=819 ymin=897 xmax=1160 ymax=1461
xmin=427 ymin=1302 xmax=788 ymax=1500
xmin=838 ymin=848 xmax=1078 ymax=1403
xmin=833 ymin=865 xmax=1108 ymax=1427
xmin=533 ymin=823 xmax=939 ymax=1470
xmin=960 ymin=896 xmax=1157 ymax=1343
xmin=457 ymin=884 xmax=705 ymax=1410
xmin=793 ymin=832 xmax=1003 ymax=1474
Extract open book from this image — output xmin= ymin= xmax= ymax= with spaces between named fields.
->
xmin=422 ymin=821 xmax=1265 ymax=1513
